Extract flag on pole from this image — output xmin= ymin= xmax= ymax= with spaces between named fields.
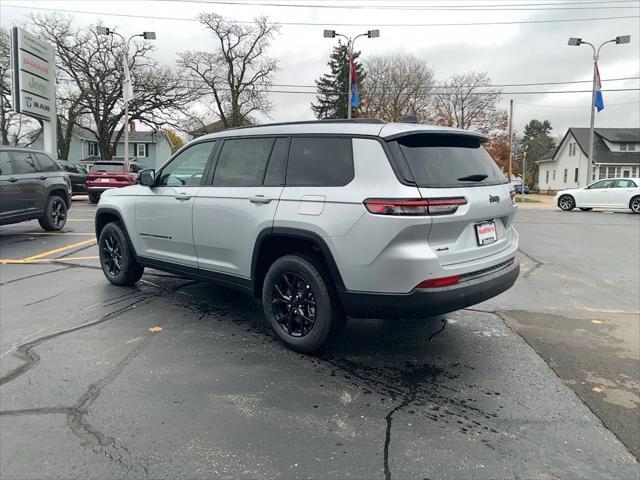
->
xmin=594 ymin=61 xmax=604 ymax=112
xmin=123 ymin=57 xmax=134 ymax=104
xmin=350 ymin=54 xmax=360 ymax=109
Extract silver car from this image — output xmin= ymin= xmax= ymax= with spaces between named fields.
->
xmin=94 ymin=120 xmax=519 ymax=353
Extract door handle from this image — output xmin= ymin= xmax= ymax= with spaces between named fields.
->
xmin=174 ymin=193 xmax=192 ymax=201
xmin=249 ymin=195 xmax=273 ymax=204
xmin=8 ymin=178 xmax=18 ymax=183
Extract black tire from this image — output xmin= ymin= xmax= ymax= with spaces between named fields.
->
xmin=558 ymin=194 xmax=575 ymax=211
xmin=579 ymin=207 xmax=593 ymax=211
xmin=98 ymin=222 xmax=144 ymax=286
xmin=89 ymin=192 xmax=100 ymax=204
xmin=630 ymin=196 xmax=640 ymax=214
xmin=38 ymin=195 xmax=67 ymax=231
xmin=262 ymin=254 xmax=345 ymax=354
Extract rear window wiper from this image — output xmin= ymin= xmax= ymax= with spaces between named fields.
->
xmin=457 ymin=174 xmax=488 ymax=182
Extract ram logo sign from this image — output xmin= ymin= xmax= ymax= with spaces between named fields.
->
xmin=10 ymin=27 xmax=54 ymax=121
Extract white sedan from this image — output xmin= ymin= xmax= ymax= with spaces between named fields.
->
xmin=555 ymin=178 xmax=640 ymax=213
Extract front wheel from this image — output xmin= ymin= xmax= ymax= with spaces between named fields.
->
xmin=630 ymin=196 xmax=640 ymax=214
xmin=38 ymin=195 xmax=67 ymax=231
xmin=89 ymin=192 xmax=100 ymax=204
xmin=98 ymin=222 xmax=144 ymax=286
xmin=262 ymin=254 xmax=344 ymax=354
xmin=558 ymin=195 xmax=575 ymax=211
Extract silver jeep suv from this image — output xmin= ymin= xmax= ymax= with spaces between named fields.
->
xmin=95 ymin=120 xmax=519 ymax=353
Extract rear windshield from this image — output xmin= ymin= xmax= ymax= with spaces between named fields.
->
xmin=89 ymin=163 xmax=125 ymax=173
xmin=395 ymin=134 xmax=507 ymax=188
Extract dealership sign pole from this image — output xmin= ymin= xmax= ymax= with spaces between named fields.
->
xmin=10 ymin=27 xmax=57 ymax=156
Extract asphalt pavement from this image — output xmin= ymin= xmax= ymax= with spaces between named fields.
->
xmin=0 ymin=200 xmax=638 ymax=479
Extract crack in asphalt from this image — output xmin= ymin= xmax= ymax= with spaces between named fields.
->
xmin=517 ymin=248 xmax=544 ymax=279
xmin=0 ymin=265 xmax=72 ymax=286
xmin=428 ymin=318 xmax=448 ymax=341
xmin=0 ymin=294 xmax=150 ymax=387
xmin=23 ymin=290 xmax=64 ymax=307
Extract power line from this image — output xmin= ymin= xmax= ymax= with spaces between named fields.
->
xmin=72 ymin=0 xmax=640 ymax=11
xmin=2 ymin=4 xmax=639 ymax=27
xmin=517 ymin=100 xmax=640 ymax=108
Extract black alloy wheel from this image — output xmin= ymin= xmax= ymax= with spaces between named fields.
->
xmin=271 ymin=272 xmax=318 ymax=338
xmin=102 ymin=232 xmax=123 ymax=277
xmin=38 ymin=195 xmax=67 ymax=231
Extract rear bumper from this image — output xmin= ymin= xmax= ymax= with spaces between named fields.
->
xmin=86 ymin=186 xmax=116 ymax=192
xmin=339 ymin=258 xmax=519 ymax=319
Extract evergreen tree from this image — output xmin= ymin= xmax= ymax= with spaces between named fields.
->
xmin=519 ymin=119 xmax=556 ymax=187
xmin=312 ymin=41 xmax=365 ymax=119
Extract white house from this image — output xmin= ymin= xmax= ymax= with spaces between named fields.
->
xmin=537 ymin=128 xmax=640 ymax=192
xmin=31 ymin=123 xmax=174 ymax=169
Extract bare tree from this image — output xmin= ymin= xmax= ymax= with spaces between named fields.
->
xmin=360 ymin=53 xmax=435 ymax=122
xmin=178 ymin=13 xmax=279 ymax=128
xmin=31 ymin=14 xmax=197 ymax=159
xmin=433 ymin=71 xmax=507 ymax=136
xmin=0 ymin=28 xmax=42 ymax=146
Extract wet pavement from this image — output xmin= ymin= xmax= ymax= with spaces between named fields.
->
xmin=0 ymin=202 xmax=638 ymax=479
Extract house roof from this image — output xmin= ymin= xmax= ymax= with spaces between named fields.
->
xmin=72 ymin=126 xmax=163 ymax=144
xmin=540 ymin=128 xmax=640 ymax=165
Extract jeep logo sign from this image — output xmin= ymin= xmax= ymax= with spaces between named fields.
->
xmin=10 ymin=27 xmax=54 ymax=121
xmin=489 ymin=195 xmax=500 ymax=204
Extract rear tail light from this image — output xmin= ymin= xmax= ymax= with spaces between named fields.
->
xmin=416 ymin=275 xmax=461 ymax=289
xmin=363 ymin=197 xmax=467 ymax=216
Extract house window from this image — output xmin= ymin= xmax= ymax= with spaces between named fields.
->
xmin=136 ymin=143 xmax=147 ymax=158
xmin=629 ymin=144 xmax=636 ymax=151
xmin=598 ymin=166 xmax=606 ymax=180
xmin=553 ymin=169 xmax=556 ymax=180
xmin=545 ymin=170 xmax=549 ymax=183
xmin=607 ymin=167 xmax=616 ymax=178
xmin=88 ymin=142 xmax=99 ymax=157
xmin=620 ymin=143 xmax=628 ymax=151
xmin=632 ymin=167 xmax=638 ymax=177
xmin=574 ymin=168 xmax=579 ymax=183
xmin=569 ymin=143 xmax=576 ymax=156
xmin=563 ymin=169 xmax=568 ymax=183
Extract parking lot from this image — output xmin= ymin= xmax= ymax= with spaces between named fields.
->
xmin=1 ymin=200 xmax=638 ymax=479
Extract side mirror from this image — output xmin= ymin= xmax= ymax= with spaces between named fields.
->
xmin=137 ymin=168 xmax=156 ymax=187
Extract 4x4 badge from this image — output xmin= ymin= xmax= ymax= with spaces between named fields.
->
xmin=489 ymin=195 xmax=500 ymax=203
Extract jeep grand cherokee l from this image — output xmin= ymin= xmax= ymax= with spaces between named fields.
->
xmin=94 ymin=120 xmax=520 ymax=353
xmin=0 ymin=147 xmax=71 ymax=231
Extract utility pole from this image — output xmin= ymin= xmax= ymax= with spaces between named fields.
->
xmin=521 ymin=145 xmax=528 ymax=198
xmin=508 ymin=99 xmax=513 ymax=182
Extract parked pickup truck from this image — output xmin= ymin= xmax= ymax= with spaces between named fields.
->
xmin=85 ymin=161 xmax=144 ymax=203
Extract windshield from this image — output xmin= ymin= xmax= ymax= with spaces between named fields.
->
xmin=89 ymin=163 xmax=126 ymax=173
xmin=395 ymin=134 xmax=507 ymax=188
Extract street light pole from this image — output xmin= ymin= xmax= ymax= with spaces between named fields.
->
xmin=568 ymin=35 xmax=630 ymax=184
xmin=97 ymin=27 xmax=156 ymax=161
xmin=324 ymin=29 xmax=379 ymax=119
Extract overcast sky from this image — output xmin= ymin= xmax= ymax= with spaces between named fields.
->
xmin=1 ymin=0 xmax=639 ymax=137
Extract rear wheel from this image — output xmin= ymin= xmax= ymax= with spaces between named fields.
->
xmin=630 ymin=196 xmax=640 ymax=214
xmin=89 ymin=192 xmax=100 ymax=204
xmin=262 ymin=254 xmax=345 ymax=354
xmin=558 ymin=195 xmax=575 ymax=211
xmin=579 ymin=207 xmax=593 ymax=211
xmin=98 ymin=222 xmax=144 ymax=286
xmin=38 ymin=195 xmax=67 ymax=231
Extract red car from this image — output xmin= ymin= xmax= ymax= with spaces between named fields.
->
xmin=85 ymin=161 xmax=144 ymax=204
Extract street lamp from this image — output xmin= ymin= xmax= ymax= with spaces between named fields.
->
xmin=324 ymin=29 xmax=379 ymax=119
xmin=568 ymin=34 xmax=630 ymax=184
xmin=97 ymin=27 xmax=156 ymax=162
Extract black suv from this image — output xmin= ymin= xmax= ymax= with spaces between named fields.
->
xmin=0 ymin=147 xmax=72 ymax=231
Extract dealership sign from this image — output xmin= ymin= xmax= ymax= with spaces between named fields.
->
xmin=10 ymin=27 xmax=55 ymax=121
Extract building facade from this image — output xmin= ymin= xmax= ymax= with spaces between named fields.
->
xmin=537 ymin=128 xmax=640 ymax=193
xmin=31 ymin=125 xmax=174 ymax=170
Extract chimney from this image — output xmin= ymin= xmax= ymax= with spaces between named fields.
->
xmin=129 ymin=120 xmax=136 ymax=132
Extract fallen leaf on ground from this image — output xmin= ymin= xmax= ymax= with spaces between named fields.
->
xmin=591 ymin=320 xmax=603 ymax=325
xmin=592 ymin=386 xmax=604 ymax=393
xmin=149 ymin=326 xmax=163 ymax=333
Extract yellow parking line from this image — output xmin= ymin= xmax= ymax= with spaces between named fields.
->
xmin=0 ymin=256 xmax=99 ymax=264
xmin=22 ymin=239 xmax=96 ymax=262
xmin=14 ymin=232 xmax=94 ymax=236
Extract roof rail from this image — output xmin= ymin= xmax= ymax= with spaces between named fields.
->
xmin=225 ymin=118 xmax=387 ymax=131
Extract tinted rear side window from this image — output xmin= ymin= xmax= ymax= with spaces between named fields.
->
xmin=35 ymin=153 xmax=61 ymax=172
xmin=0 ymin=151 xmax=13 ymax=175
xmin=396 ymin=134 xmax=507 ymax=188
xmin=287 ymin=137 xmax=354 ymax=186
xmin=213 ymin=138 xmax=275 ymax=187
